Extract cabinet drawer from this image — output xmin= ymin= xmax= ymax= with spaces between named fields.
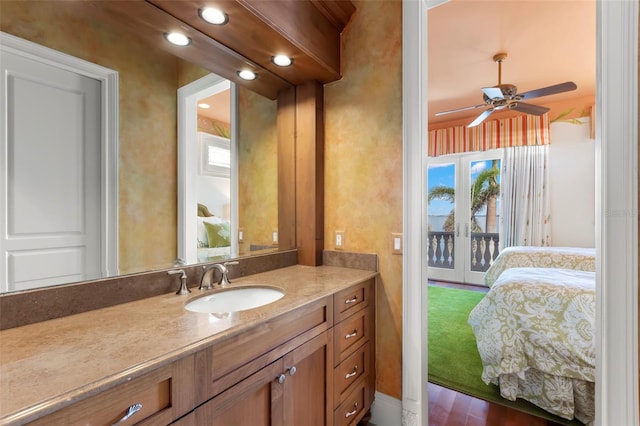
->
xmin=334 ymin=307 xmax=369 ymax=364
xmin=333 ymin=382 xmax=366 ymax=426
xmin=333 ymin=279 xmax=373 ymax=323
xmin=28 ymin=364 xmax=175 ymax=426
xmin=334 ymin=342 xmax=370 ymax=406
xmin=200 ymin=296 xmax=332 ymax=404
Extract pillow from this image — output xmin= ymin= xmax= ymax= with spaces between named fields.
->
xmin=197 ymin=216 xmax=225 ymax=246
xmin=198 ymin=203 xmax=214 ymax=217
xmin=203 ymin=221 xmax=231 ymax=248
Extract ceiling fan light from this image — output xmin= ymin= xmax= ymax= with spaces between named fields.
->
xmin=199 ymin=8 xmax=228 ymax=25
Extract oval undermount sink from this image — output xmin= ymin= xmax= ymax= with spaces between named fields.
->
xmin=184 ymin=286 xmax=285 ymax=314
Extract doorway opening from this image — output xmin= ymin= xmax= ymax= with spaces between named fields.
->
xmin=177 ymin=74 xmax=238 ymax=266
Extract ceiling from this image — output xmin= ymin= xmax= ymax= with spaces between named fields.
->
xmin=198 ymin=90 xmax=231 ymax=123
xmin=427 ymin=0 xmax=596 ymax=127
xmin=196 ymin=1 xmax=596 ymax=129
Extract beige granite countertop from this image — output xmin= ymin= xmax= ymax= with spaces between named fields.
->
xmin=0 ymin=265 xmax=377 ymax=425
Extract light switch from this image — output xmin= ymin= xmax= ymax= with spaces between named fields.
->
xmin=335 ymin=230 xmax=345 ymax=249
xmin=238 ymin=228 xmax=244 ymax=243
xmin=392 ymin=233 xmax=402 ymax=255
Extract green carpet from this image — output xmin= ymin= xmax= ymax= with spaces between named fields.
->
xmin=428 ymin=285 xmax=584 ymax=425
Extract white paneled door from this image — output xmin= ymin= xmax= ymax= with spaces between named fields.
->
xmin=1 ymin=49 xmax=102 ymax=292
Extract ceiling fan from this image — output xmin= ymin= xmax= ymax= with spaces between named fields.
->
xmin=435 ymin=52 xmax=577 ymax=127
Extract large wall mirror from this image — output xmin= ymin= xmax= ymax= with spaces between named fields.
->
xmin=0 ymin=1 xmax=291 ymax=293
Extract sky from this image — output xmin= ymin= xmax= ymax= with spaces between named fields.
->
xmin=427 ymin=159 xmax=501 ymax=227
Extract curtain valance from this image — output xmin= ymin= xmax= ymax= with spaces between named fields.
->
xmin=428 ymin=114 xmax=550 ymax=157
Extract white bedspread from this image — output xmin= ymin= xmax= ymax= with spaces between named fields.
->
xmin=484 ymin=246 xmax=596 ymax=287
xmin=469 ymin=267 xmax=596 ymax=424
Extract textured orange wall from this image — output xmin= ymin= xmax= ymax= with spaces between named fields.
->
xmin=0 ymin=2 xmax=197 ymax=274
xmin=237 ymin=88 xmax=278 ymax=254
xmin=325 ymin=0 xmax=403 ymax=399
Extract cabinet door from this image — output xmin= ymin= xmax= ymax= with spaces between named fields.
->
xmin=194 ymin=359 xmax=285 ymax=425
xmin=282 ymin=330 xmax=333 ymax=426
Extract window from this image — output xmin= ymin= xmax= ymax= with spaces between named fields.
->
xmin=200 ymin=133 xmax=230 ymax=178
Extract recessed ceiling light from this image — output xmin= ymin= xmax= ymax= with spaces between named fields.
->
xmin=164 ymin=32 xmax=191 ymax=46
xmin=237 ymin=70 xmax=257 ymax=81
xmin=272 ymin=55 xmax=293 ymax=67
xmin=198 ymin=103 xmax=211 ymax=109
xmin=199 ymin=7 xmax=229 ymax=25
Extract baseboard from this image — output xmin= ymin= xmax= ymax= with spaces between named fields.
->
xmin=370 ymin=391 xmax=402 ymax=426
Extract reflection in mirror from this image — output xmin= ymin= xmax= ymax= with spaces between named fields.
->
xmin=179 ymin=75 xmax=279 ymax=266
xmin=178 ymin=75 xmax=238 ymax=266
xmin=0 ymin=1 xmax=284 ymax=293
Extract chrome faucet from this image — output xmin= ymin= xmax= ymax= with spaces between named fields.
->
xmin=200 ymin=261 xmax=239 ymax=290
xmin=167 ymin=269 xmax=191 ymax=295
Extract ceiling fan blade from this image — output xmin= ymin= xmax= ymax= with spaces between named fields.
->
xmin=434 ymin=103 xmax=486 ymax=116
xmin=518 ymin=81 xmax=577 ymax=100
xmin=468 ymin=109 xmax=494 ymax=127
xmin=481 ymin=87 xmax=504 ymax=100
xmin=510 ymin=102 xmax=550 ymax=116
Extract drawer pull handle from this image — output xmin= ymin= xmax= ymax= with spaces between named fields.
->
xmin=345 ymin=329 xmax=358 ymax=339
xmin=277 ymin=373 xmax=286 ymax=384
xmin=345 ymin=365 xmax=358 ymax=379
xmin=114 ymin=403 xmax=142 ymax=424
xmin=345 ymin=402 xmax=358 ymax=418
xmin=345 ymin=296 xmax=358 ymax=304
xmin=288 ymin=366 xmax=297 ymax=376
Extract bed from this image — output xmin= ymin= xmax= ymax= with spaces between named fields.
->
xmin=469 ymin=247 xmax=596 ymax=425
xmin=484 ymin=246 xmax=596 ymax=287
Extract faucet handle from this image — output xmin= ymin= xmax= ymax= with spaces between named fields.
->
xmin=221 ymin=261 xmax=239 ymax=285
xmin=168 ymin=269 xmax=191 ymax=295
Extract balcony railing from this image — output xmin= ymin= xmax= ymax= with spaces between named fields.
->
xmin=427 ymin=231 xmax=500 ymax=273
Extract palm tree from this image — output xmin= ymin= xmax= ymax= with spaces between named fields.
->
xmin=428 ymin=160 xmax=500 ymax=234
xmin=470 ymin=160 xmax=500 ymax=233
xmin=427 ymin=185 xmax=456 ymax=232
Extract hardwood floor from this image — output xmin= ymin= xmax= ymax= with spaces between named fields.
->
xmin=427 ymin=280 xmax=563 ymax=426
xmin=428 ymin=383 xmax=563 ymax=426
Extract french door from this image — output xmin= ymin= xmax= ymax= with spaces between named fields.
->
xmin=426 ymin=150 xmax=502 ymax=285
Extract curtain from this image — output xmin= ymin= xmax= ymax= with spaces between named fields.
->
xmin=501 ymin=145 xmax=551 ymax=247
xmin=428 ymin=114 xmax=550 ymax=157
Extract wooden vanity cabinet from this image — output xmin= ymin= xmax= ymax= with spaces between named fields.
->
xmin=26 ymin=280 xmax=375 ymax=426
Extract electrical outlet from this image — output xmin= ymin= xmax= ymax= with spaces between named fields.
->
xmin=335 ymin=230 xmax=345 ymax=250
xmin=272 ymin=230 xmax=279 ymax=245
xmin=238 ymin=228 xmax=244 ymax=243
xmin=391 ymin=233 xmax=402 ymax=255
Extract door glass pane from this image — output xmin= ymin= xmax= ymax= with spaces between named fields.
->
xmin=427 ymin=162 xmax=456 ymax=269
xmin=468 ymin=159 xmax=501 ymax=272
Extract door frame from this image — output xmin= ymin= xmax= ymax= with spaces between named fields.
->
xmin=402 ymin=1 xmax=639 ymax=426
xmin=177 ymin=74 xmax=238 ymax=265
xmin=0 ymin=31 xmax=119 ymax=278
